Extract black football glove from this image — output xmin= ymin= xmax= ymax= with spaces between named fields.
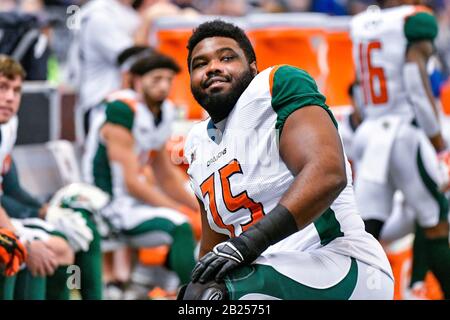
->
xmin=191 ymin=237 xmax=258 ymax=283
xmin=191 ymin=204 xmax=298 ymax=284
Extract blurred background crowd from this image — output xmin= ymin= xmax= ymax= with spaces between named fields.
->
xmin=1 ymin=0 xmax=449 ymax=89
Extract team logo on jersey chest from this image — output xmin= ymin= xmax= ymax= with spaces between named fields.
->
xmin=207 ymin=148 xmax=227 ymax=167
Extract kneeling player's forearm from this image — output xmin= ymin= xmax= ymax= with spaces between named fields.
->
xmin=232 ymin=163 xmax=346 ymax=262
xmin=279 ymin=162 xmax=347 ymax=229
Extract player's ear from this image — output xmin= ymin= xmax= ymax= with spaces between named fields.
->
xmin=250 ymin=61 xmax=258 ymax=76
xmin=131 ymin=75 xmax=141 ymax=92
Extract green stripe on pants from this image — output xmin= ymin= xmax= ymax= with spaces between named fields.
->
xmin=225 ymin=258 xmax=358 ymax=300
xmin=417 ymin=146 xmax=449 ymax=222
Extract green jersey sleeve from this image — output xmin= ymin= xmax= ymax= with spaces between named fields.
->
xmin=404 ymin=11 xmax=438 ymax=43
xmin=105 ymin=100 xmax=135 ymax=131
xmin=270 ymin=65 xmax=337 ymax=133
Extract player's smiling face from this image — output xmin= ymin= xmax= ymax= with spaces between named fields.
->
xmin=0 ymin=75 xmax=22 ymax=124
xmin=189 ymin=36 xmax=257 ymax=122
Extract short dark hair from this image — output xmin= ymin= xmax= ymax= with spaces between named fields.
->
xmin=130 ymin=52 xmax=181 ymax=76
xmin=348 ymin=82 xmax=355 ymax=98
xmin=186 ymin=20 xmax=256 ymax=71
xmin=117 ymin=45 xmax=154 ymax=67
xmin=348 ymin=80 xmax=361 ymax=97
xmin=132 ymin=0 xmax=144 ymax=10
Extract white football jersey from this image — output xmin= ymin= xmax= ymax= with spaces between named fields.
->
xmin=350 ymin=5 xmax=432 ymax=120
xmin=0 ymin=116 xmax=18 ymax=192
xmin=185 ymin=66 xmax=392 ymax=276
xmin=83 ymin=89 xmax=175 ymax=198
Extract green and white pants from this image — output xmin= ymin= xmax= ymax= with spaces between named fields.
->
xmin=353 ymin=119 xmax=448 ymax=227
xmin=224 ymin=247 xmax=394 ymax=300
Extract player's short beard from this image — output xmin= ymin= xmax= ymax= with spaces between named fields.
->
xmin=191 ymin=67 xmax=255 ymax=123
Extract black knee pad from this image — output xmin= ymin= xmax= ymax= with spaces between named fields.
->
xmin=364 ymin=219 xmax=384 ymax=240
xmin=177 ymin=281 xmax=228 ymax=300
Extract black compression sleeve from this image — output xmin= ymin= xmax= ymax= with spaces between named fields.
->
xmin=231 ymin=204 xmax=298 ymax=262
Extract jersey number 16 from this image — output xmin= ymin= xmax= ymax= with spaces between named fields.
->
xmin=358 ymin=41 xmax=389 ymax=105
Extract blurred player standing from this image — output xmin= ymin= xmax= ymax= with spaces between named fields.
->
xmin=350 ymin=1 xmax=450 ymax=298
xmin=73 ymin=0 xmax=141 ymax=143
